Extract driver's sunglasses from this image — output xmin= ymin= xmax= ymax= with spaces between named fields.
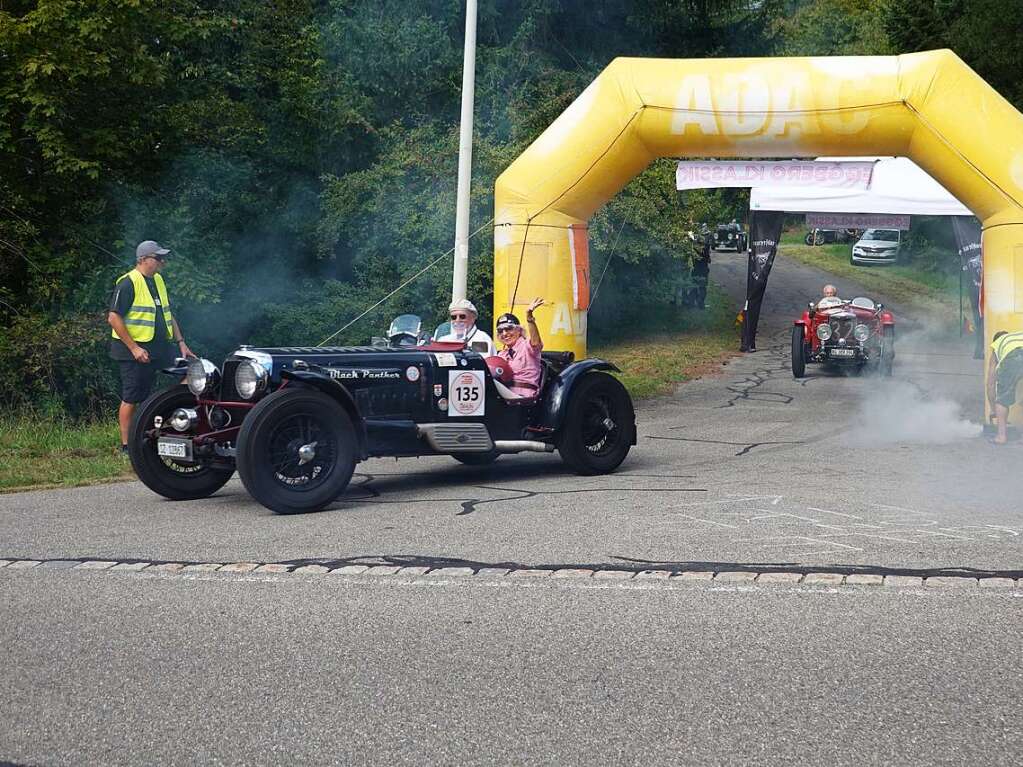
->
xmin=146 ymin=255 xmax=167 ymax=263
xmin=497 ymin=325 xmax=516 ymax=334
xmin=450 ymin=313 xmax=469 ymax=320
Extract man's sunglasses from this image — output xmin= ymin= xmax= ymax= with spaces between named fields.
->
xmin=145 ymin=254 xmax=167 ymax=262
xmin=450 ymin=313 xmax=470 ymax=320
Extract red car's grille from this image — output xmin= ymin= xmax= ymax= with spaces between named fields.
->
xmin=830 ymin=318 xmax=854 ymax=340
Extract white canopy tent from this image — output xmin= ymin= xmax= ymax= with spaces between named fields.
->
xmin=749 ymin=156 xmax=972 ymax=217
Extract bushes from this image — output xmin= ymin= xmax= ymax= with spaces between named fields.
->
xmin=0 ymin=312 xmax=120 ymax=419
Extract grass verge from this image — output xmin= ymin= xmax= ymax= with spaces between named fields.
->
xmin=3 ymin=288 xmax=739 ymax=492
xmin=0 ymin=417 xmax=131 ymax=493
xmin=778 ymin=231 xmax=962 ymax=325
xmin=591 ymin=284 xmax=739 ymax=399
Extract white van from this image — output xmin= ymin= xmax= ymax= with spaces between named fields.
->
xmin=851 ymin=229 xmax=902 ymax=265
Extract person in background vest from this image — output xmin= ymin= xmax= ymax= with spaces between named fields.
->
xmin=986 ymin=329 xmax=1023 ymax=444
xmin=108 ymin=240 xmax=193 ymax=454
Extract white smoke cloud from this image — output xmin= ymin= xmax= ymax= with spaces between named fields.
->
xmin=848 ymin=380 xmax=982 ymax=445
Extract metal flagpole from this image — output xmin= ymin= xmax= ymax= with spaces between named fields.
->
xmin=451 ymin=0 xmax=477 ymax=303
xmin=959 ymin=265 xmax=964 ymax=337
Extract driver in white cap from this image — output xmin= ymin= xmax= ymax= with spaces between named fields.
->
xmin=437 ymin=298 xmax=496 ymax=355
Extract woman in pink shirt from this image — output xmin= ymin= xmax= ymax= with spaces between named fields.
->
xmin=496 ymin=297 xmax=545 ymax=397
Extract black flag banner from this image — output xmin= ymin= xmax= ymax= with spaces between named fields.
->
xmin=741 ymin=210 xmax=786 ymax=352
xmin=952 ymin=215 xmax=983 ymax=357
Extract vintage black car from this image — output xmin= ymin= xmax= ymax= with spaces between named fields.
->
xmin=712 ymin=221 xmax=747 ymax=252
xmin=129 ymin=340 xmax=636 ymax=514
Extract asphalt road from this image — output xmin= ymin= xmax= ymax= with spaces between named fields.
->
xmin=2 ymin=249 xmax=1020 ymax=764
xmin=1 ymin=252 xmax=1018 ymax=573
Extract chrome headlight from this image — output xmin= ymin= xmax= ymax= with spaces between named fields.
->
xmin=816 ymin=324 xmax=833 ymax=341
xmin=235 ymin=359 xmax=269 ymax=400
xmin=854 ymin=324 xmax=870 ymax=342
xmin=186 ymin=357 xmax=220 ymax=397
xmin=170 ymin=408 xmax=198 ymax=432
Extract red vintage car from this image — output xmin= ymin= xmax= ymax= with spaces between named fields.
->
xmin=791 ymin=296 xmax=895 ymax=377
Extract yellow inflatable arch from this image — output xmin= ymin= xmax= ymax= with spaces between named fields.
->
xmin=493 ymin=50 xmax=1023 ymax=413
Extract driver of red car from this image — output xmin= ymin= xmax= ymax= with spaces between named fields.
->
xmin=815 ymin=284 xmax=841 ymax=310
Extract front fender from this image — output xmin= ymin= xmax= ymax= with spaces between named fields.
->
xmin=279 ymin=369 xmax=367 ymax=458
xmin=539 ymin=359 xmax=621 ymax=433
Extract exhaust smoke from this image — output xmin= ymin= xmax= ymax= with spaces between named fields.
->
xmin=849 ymin=380 xmax=982 ymax=445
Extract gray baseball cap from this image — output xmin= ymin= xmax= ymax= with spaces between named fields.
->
xmin=136 ymin=240 xmax=170 ymax=260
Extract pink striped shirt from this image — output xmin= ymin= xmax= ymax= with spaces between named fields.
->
xmin=498 ymin=335 xmax=543 ymax=397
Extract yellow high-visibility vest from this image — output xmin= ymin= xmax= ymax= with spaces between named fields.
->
xmin=992 ymin=331 xmax=1023 ymax=363
xmin=111 ymin=269 xmax=174 ymax=343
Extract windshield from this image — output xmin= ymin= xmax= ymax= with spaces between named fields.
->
xmin=850 ymin=297 xmax=876 ymax=311
xmin=388 ymin=314 xmax=422 ymax=337
xmin=816 ymin=296 xmax=844 ymax=309
xmin=862 ymin=229 xmax=900 ymax=242
xmin=433 ymin=321 xmax=452 ymax=340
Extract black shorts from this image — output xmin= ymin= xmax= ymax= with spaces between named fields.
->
xmin=995 ymin=349 xmax=1023 ymax=408
xmin=117 ymin=360 xmax=161 ymax=404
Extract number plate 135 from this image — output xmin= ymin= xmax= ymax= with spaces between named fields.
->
xmin=448 ymin=370 xmax=485 ymax=417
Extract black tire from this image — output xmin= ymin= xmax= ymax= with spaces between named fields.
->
xmin=879 ymin=326 xmax=895 ymax=377
xmin=453 ymin=452 xmax=501 ymax=466
xmin=791 ymin=326 xmax=807 ymax=378
xmin=236 ymin=389 xmax=356 ymax=514
xmin=129 ymin=385 xmax=234 ymax=501
xmin=557 ymin=372 xmax=635 ymax=475
xmin=804 ymin=232 xmax=815 ymax=246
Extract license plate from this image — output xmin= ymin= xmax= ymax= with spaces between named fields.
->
xmin=830 ymin=348 xmax=855 ymax=357
xmin=157 ymin=437 xmax=191 ymax=460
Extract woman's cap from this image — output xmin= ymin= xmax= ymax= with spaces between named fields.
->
xmin=496 ymin=312 xmax=520 ymax=330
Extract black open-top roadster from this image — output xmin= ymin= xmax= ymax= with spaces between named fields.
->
xmin=130 ymin=341 xmax=636 ymax=514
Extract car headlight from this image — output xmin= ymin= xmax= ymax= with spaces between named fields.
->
xmin=186 ymin=357 xmax=220 ymax=397
xmin=816 ymin=324 xmax=832 ymax=341
xmin=854 ymin=324 xmax=870 ymax=342
xmin=235 ymin=359 xmax=269 ymax=400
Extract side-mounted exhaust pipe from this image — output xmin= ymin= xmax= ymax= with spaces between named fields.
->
xmin=493 ymin=440 xmax=556 ymax=454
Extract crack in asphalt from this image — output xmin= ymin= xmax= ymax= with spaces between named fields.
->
xmin=452 ymin=484 xmax=707 ymax=517
xmin=716 ymin=331 xmax=796 ymax=408
xmin=645 ymin=435 xmax=804 ymax=457
xmin=338 ymin=472 xmax=706 ymax=517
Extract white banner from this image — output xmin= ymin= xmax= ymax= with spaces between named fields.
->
xmin=676 ymin=161 xmax=875 ymax=191
xmin=806 ymin=213 xmax=910 ymax=230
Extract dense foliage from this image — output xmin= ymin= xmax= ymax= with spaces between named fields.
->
xmin=1 ymin=0 xmax=1020 ymax=416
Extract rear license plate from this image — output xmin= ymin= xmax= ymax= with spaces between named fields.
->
xmin=830 ymin=348 xmax=855 ymax=358
xmin=157 ymin=437 xmax=192 ymax=461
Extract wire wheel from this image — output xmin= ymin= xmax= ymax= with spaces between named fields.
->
xmin=267 ymin=413 xmax=338 ymax=492
xmin=557 ymin=372 xmax=635 ymax=475
xmin=128 ymin=385 xmax=234 ymax=501
xmin=237 ymin=389 xmax=357 ymax=514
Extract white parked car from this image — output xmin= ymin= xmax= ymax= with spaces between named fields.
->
xmin=851 ymin=229 xmax=902 ymax=265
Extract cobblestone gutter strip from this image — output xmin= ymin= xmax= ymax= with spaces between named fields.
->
xmin=0 ymin=558 xmax=1020 ymax=590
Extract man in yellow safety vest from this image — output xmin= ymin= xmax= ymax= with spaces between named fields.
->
xmin=108 ymin=240 xmax=193 ymax=453
xmin=986 ymin=329 xmax=1023 ymax=444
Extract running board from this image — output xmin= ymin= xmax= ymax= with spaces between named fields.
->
xmin=417 ymin=423 xmax=494 ymax=452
